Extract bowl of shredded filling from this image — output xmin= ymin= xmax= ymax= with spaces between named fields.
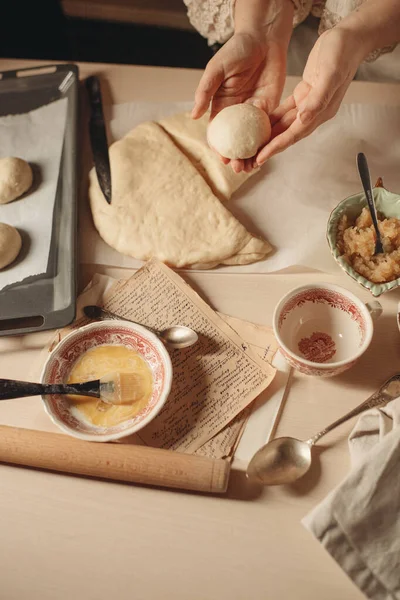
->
xmin=327 ymin=179 xmax=400 ymax=297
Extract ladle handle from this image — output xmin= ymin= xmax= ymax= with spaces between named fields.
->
xmin=307 ymin=374 xmax=400 ymax=445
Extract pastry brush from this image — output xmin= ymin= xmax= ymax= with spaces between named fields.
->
xmin=0 ymin=372 xmax=145 ymax=405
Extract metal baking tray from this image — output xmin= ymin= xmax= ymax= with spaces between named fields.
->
xmin=0 ymin=63 xmax=78 ymax=336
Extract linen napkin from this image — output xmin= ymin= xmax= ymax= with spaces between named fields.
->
xmin=303 ymin=398 xmax=400 ymax=600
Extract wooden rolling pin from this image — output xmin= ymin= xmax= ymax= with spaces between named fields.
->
xmin=0 ymin=425 xmax=230 ymax=494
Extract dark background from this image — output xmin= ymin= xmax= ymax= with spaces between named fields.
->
xmin=1 ymin=0 xmax=212 ymax=69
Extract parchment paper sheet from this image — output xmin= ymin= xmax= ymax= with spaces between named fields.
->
xmin=0 ymin=98 xmax=68 ymax=291
xmin=81 ymin=101 xmax=400 ymax=274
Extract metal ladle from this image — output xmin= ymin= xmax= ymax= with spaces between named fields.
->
xmin=247 ymin=374 xmax=400 ymax=486
xmin=83 ymin=305 xmax=198 ymax=350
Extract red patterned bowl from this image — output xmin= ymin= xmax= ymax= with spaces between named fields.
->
xmin=40 ymin=321 xmax=173 ymax=441
xmin=273 ymin=283 xmax=381 ymax=377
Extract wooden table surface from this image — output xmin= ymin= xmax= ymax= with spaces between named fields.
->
xmin=1 ymin=58 xmax=400 ymax=600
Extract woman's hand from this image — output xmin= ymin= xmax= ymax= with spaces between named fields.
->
xmin=255 ymin=27 xmax=368 ymax=166
xmin=192 ymin=32 xmax=287 ymax=173
xmin=192 ymin=32 xmax=286 ymax=119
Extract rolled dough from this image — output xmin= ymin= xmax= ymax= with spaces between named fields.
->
xmin=158 ymin=112 xmax=254 ymax=202
xmin=89 ymin=118 xmax=271 ymax=269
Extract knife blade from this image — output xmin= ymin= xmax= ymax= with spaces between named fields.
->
xmin=86 ymin=75 xmax=112 ymax=204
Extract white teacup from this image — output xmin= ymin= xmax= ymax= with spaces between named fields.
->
xmin=273 ymin=283 xmax=382 ymax=377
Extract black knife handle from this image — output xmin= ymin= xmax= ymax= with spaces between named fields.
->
xmin=86 ymin=75 xmax=112 ymax=204
xmin=86 ymin=76 xmax=105 ymax=122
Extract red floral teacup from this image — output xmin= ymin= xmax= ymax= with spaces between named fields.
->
xmin=273 ymin=284 xmax=382 ymax=377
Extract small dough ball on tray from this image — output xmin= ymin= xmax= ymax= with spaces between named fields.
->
xmin=0 ymin=223 xmax=22 ymax=269
xmin=0 ymin=157 xmax=33 ymax=204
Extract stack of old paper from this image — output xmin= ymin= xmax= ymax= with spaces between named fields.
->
xmin=51 ymin=260 xmax=278 ymax=459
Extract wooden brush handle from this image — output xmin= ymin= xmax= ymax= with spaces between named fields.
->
xmin=0 ymin=425 xmax=230 ymax=494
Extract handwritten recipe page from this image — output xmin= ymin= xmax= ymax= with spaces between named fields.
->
xmin=102 ymin=260 xmax=276 ymax=454
xmin=42 ymin=260 xmax=277 ymax=459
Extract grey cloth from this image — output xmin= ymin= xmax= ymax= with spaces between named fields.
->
xmin=303 ymin=399 xmax=400 ymax=600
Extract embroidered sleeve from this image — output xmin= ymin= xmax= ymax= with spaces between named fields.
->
xmin=183 ymin=0 xmax=235 ymax=46
xmin=291 ymin=0 xmax=314 ymax=27
xmin=183 ymin=0 xmax=314 ymax=46
xmin=319 ymin=0 xmax=397 ymax=62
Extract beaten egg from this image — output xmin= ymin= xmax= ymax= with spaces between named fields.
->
xmin=67 ymin=344 xmax=153 ymax=427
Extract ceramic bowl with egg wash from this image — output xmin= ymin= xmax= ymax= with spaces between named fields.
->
xmin=41 ymin=321 xmax=172 ymax=442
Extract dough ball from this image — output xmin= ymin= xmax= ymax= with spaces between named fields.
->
xmin=0 ymin=223 xmax=22 ymax=269
xmin=0 ymin=157 xmax=33 ymax=204
xmin=207 ymin=104 xmax=271 ymax=160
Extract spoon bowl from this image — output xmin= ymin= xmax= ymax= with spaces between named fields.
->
xmin=83 ymin=305 xmax=198 ymax=350
xmin=246 ymin=437 xmax=312 ymax=485
xmin=246 ymin=374 xmax=400 ymax=486
xmin=160 ymin=325 xmax=198 ymax=349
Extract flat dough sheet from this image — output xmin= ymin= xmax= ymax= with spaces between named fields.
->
xmin=89 ymin=116 xmax=271 ymax=269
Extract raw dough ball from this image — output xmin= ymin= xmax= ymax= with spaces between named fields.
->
xmin=207 ymin=104 xmax=271 ymax=160
xmin=0 ymin=223 xmax=22 ymax=269
xmin=0 ymin=157 xmax=33 ymax=204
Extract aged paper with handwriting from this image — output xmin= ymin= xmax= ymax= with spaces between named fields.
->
xmin=102 ymin=260 xmax=276 ymax=453
xmin=41 ymin=266 xmax=277 ymax=457
xmin=195 ymin=315 xmax=278 ymax=458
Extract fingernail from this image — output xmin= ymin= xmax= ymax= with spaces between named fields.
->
xmin=300 ymin=111 xmax=312 ymax=125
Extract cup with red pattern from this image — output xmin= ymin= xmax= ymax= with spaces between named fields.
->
xmin=273 ymin=283 xmax=382 ymax=377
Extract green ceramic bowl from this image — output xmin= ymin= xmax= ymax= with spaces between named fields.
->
xmin=327 ymin=181 xmax=400 ymax=297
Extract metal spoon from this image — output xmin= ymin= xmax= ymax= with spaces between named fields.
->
xmin=83 ymin=305 xmax=198 ymax=350
xmin=357 ymin=152 xmax=384 ymax=254
xmin=247 ymin=374 xmax=400 ymax=486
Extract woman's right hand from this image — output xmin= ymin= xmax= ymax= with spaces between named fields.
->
xmin=192 ymin=32 xmax=287 ymax=121
xmin=192 ymin=0 xmax=295 ymax=173
xmin=192 ymin=31 xmax=288 ymax=173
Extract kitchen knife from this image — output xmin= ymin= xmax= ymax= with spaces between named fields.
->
xmin=86 ymin=75 xmax=112 ymax=204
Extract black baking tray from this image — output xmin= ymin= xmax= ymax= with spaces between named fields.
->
xmin=0 ymin=64 xmax=78 ymax=336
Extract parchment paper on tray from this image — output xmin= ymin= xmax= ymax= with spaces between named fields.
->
xmin=81 ymin=101 xmax=400 ymax=274
xmin=0 ymin=98 xmax=68 ymax=291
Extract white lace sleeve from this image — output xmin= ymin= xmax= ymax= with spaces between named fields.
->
xmin=291 ymin=0 xmax=314 ymax=27
xmin=319 ymin=0 xmax=397 ymax=62
xmin=183 ymin=0 xmax=311 ymax=46
xmin=183 ymin=0 xmax=397 ymax=62
xmin=183 ymin=0 xmax=235 ymax=46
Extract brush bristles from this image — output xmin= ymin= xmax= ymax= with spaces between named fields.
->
xmin=99 ymin=372 xmax=145 ymax=405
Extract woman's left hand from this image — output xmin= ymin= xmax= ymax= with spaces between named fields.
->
xmin=254 ymin=27 xmax=368 ymax=167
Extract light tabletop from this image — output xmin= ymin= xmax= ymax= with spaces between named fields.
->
xmin=0 ymin=58 xmax=400 ymax=600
